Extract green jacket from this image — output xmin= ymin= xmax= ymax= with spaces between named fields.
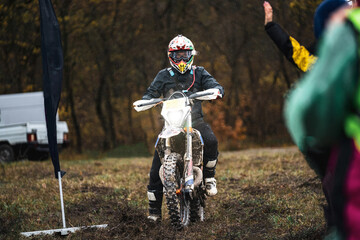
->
xmin=284 ymin=19 xmax=358 ymax=153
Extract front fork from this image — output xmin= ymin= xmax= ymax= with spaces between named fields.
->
xmin=184 ymin=114 xmax=194 ymax=193
xmin=164 ymin=114 xmax=194 ymax=195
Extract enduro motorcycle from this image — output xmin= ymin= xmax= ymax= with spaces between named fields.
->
xmin=133 ymin=88 xmax=222 ymax=229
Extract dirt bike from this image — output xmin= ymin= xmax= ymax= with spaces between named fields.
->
xmin=133 ymin=88 xmax=222 ymax=229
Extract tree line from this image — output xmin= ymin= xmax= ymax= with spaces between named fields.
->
xmin=0 ymin=0 xmax=321 ymax=153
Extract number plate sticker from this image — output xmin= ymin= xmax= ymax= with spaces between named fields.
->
xmin=163 ymin=98 xmax=185 ymax=110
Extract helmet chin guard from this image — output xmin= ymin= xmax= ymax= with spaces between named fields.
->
xmin=168 ymin=35 xmax=195 ymax=74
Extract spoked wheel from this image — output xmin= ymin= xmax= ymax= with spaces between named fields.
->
xmin=163 ymin=153 xmax=189 ymax=229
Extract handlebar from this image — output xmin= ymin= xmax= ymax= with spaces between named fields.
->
xmin=134 ymin=89 xmax=221 ymax=112
xmin=136 ymin=98 xmax=163 ymax=107
xmin=137 ymin=92 xmax=214 ymax=107
xmin=188 ymin=92 xmax=214 ymax=99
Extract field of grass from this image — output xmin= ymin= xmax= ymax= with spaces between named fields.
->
xmin=0 ymin=147 xmax=326 ymax=240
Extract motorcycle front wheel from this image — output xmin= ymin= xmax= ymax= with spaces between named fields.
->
xmin=163 ymin=152 xmax=190 ymax=229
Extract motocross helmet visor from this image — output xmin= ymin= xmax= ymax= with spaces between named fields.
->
xmin=169 ymin=50 xmax=193 ymax=63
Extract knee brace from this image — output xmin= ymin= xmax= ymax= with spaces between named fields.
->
xmin=205 ymin=159 xmax=217 ymax=168
xmin=203 ymin=158 xmax=218 ymax=178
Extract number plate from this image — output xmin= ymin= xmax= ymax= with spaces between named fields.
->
xmin=163 ymin=98 xmax=185 ymax=110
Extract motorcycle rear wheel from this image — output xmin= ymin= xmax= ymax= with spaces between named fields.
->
xmin=163 ymin=153 xmax=190 ymax=229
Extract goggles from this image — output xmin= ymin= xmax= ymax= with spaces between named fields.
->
xmin=169 ymin=50 xmax=193 ymax=63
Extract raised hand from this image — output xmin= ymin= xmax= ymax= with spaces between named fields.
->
xmin=263 ymin=1 xmax=273 ymax=26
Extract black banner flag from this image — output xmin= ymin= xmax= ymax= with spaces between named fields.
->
xmin=39 ymin=0 xmax=65 ymax=178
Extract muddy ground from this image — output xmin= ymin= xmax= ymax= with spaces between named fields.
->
xmin=0 ymin=147 xmax=326 ymax=239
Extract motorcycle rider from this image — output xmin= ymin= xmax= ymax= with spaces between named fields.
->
xmin=142 ymin=35 xmax=224 ymax=221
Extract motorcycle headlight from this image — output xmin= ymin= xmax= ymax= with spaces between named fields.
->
xmin=166 ymin=110 xmax=185 ymax=127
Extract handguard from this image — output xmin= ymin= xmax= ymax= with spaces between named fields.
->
xmin=133 ymin=98 xmax=162 ymax=112
xmin=192 ymin=88 xmax=222 ymax=100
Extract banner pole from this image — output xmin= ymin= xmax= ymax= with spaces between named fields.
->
xmin=58 ymin=171 xmax=66 ymax=229
xmin=20 ymin=172 xmax=108 ymax=237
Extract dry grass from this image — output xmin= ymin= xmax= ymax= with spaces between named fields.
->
xmin=0 ymin=147 xmax=326 ymax=240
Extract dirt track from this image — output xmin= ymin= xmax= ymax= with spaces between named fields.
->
xmin=0 ymin=147 xmax=326 ymax=239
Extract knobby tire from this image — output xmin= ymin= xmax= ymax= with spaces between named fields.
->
xmin=163 ymin=153 xmax=189 ymax=229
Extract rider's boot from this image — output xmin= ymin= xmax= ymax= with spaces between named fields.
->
xmin=205 ymin=177 xmax=217 ymax=196
xmin=204 ymin=159 xmax=218 ymax=196
xmin=147 ymin=190 xmax=163 ymax=222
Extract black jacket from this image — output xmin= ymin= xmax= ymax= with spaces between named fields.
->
xmin=265 ymin=22 xmax=317 ymax=72
xmin=142 ymin=66 xmax=224 ymax=121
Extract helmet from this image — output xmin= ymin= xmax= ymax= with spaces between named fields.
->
xmin=314 ymin=0 xmax=348 ymax=39
xmin=168 ymin=35 xmax=195 ymax=74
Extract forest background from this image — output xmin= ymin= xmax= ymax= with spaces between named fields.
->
xmin=0 ymin=0 xmax=322 ymax=154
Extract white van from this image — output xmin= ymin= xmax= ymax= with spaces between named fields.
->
xmin=0 ymin=92 xmax=69 ymax=163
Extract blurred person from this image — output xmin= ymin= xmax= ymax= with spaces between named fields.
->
xmin=264 ymin=0 xmax=353 ymax=231
xmin=284 ymin=3 xmax=360 ymax=239
xmin=142 ymin=35 xmax=224 ymax=221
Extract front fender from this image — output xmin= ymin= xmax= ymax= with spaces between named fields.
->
xmin=158 ymin=127 xmax=183 ymax=138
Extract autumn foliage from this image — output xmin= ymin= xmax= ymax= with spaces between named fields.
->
xmin=0 ymin=0 xmax=322 ymax=153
